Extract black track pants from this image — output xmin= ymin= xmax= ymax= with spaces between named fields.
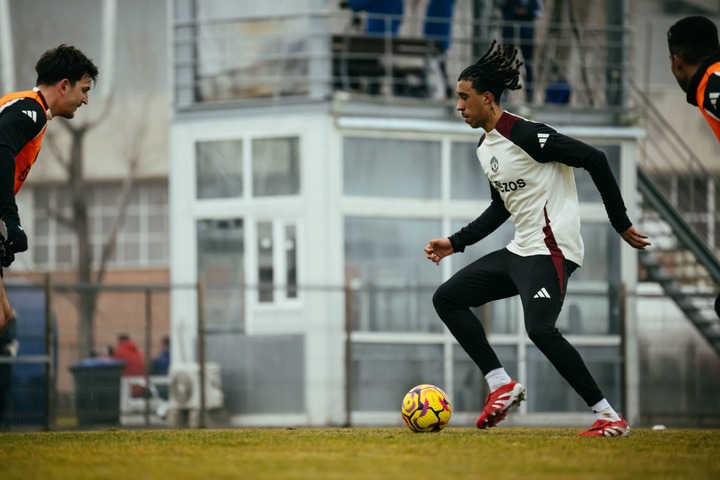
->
xmin=432 ymin=248 xmax=605 ymax=407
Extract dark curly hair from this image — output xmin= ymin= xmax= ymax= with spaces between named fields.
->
xmin=458 ymin=40 xmax=522 ymax=102
xmin=667 ymin=16 xmax=720 ymax=65
xmin=35 ymin=44 xmax=99 ymax=86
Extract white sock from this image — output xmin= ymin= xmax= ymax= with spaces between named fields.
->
xmin=485 ymin=368 xmax=512 ymax=392
xmin=591 ymin=398 xmax=621 ymax=421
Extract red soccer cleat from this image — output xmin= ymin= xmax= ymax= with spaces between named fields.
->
xmin=578 ymin=417 xmax=631 ymax=437
xmin=476 ymin=380 xmax=526 ymax=429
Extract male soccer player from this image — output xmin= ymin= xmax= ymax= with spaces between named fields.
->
xmin=668 ymin=15 xmax=720 ymax=141
xmin=667 ymin=16 xmax=720 ymax=316
xmin=424 ymin=41 xmax=650 ymax=436
xmin=0 ymin=45 xmax=98 ymax=334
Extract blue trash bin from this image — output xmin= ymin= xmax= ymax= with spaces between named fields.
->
xmin=69 ymin=358 xmax=125 ymax=426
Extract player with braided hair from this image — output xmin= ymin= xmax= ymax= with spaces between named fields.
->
xmin=424 ymin=41 xmax=650 ymax=436
xmin=457 ymin=41 xmax=523 ymax=101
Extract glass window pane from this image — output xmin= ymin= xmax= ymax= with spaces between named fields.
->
xmin=123 ymin=243 xmax=140 ymax=263
xmin=285 ymin=224 xmax=297 ymax=299
xmin=574 ymin=144 xmax=620 ymax=202
xmin=207 ymin=333 xmax=304 ymax=414
xmin=677 ymin=175 xmax=709 ymax=213
xmin=252 ymin=137 xmax=300 ymax=196
xmin=345 ymin=217 xmax=443 ymax=332
xmin=34 ymin=244 xmax=49 ymax=264
xmin=345 ymin=218 xmax=444 ymax=332
xmin=34 ymin=217 xmax=49 ymax=236
xmin=149 ymin=213 xmax=166 ymax=233
xmin=525 ymin=345 xmax=621 ymax=413
xmin=572 ymin=223 xmax=617 ymax=282
xmin=147 ymin=184 xmax=167 ymax=204
xmin=197 ymin=218 xmax=245 ymax=331
xmin=56 ymin=244 xmax=72 ymax=264
xmin=196 ymin=139 xmax=243 ymax=199
xmin=352 ymin=343 xmax=444 ymax=411
xmin=257 ymin=221 xmax=274 ymax=302
xmin=451 ymin=141 xmax=490 ymax=200
xmin=559 ymin=293 xmax=611 ymax=335
xmin=452 ymin=345 xmax=517 ymax=412
xmin=124 ymin=215 xmax=140 ymax=234
xmin=149 ymin=242 xmax=165 ymax=262
xmin=343 ymin=137 xmax=441 ymax=198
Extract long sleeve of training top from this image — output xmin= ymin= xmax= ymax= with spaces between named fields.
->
xmin=511 ymin=119 xmax=632 ymax=234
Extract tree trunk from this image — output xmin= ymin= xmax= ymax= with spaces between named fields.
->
xmin=69 ymin=125 xmax=98 ymax=360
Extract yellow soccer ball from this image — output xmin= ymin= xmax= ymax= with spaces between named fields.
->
xmin=401 ymin=384 xmax=452 ymax=432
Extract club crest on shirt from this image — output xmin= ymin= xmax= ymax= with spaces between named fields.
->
xmin=490 ymin=156 xmax=499 ymax=173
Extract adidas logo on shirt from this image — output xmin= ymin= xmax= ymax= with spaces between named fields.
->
xmin=537 ymin=133 xmax=549 ymax=148
xmin=533 ymin=287 xmax=551 ymax=299
xmin=22 ymin=110 xmax=37 ymax=122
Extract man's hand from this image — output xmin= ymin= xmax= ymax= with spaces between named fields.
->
xmin=2 ymin=217 xmax=27 ymax=253
xmin=619 ymin=226 xmax=651 ymax=250
xmin=1 ymin=247 xmax=14 ymax=268
xmin=424 ymin=238 xmax=454 ymax=265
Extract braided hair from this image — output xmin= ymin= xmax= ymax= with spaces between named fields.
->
xmin=458 ymin=40 xmax=522 ymax=103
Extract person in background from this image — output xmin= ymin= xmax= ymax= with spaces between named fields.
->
xmin=545 ymin=63 xmax=572 ymax=105
xmin=667 ymin=15 xmax=720 ymax=317
xmin=151 ymin=335 xmax=170 ymax=400
xmin=498 ymin=0 xmax=543 ymax=103
xmin=423 ymin=0 xmax=456 ymax=99
xmin=151 ymin=335 xmax=170 ymax=376
xmin=113 ymin=333 xmax=148 ymax=397
xmin=0 ymin=45 xmax=98 ymax=336
xmin=342 ymin=0 xmax=403 ymax=37
xmin=425 ymin=41 xmax=650 ymax=436
xmin=338 ymin=0 xmax=405 ymax=95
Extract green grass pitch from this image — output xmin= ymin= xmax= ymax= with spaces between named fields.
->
xmin=2 ymin=427 xmax=719 ymax=479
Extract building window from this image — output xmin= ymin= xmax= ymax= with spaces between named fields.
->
xmin=32 ymin=182 xmax=169 ymax=269
xmin=195 ymin=136 xmax=300 ymax=200
xmin=252 ymin=137 xmax=300 ymax=197
xmin=197 ymin=218 xmax=245 ymax=331
xmin=196 ymin=139 xmax=244 ymax=199
xmin=344 ymin=217 xmax=442 ymax=332
xmin=343 ymin=137 xmax=441 ymax=199
xmin=257 ymin=219 xmax=300 ymax=304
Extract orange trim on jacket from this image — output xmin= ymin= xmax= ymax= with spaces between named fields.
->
xmin=693 ymin=60 xmax=720 ymax=142
xmin=0 ymin=89 xmax=49 ymax=193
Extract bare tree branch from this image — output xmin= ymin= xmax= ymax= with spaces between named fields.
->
xmin=94 ymin=155 xmax=140 ymax=285
xmin=45 ymin=204 xmax=74 ymax=228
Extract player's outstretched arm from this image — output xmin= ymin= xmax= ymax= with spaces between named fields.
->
xmin=619 ymin=226 xmax=651 ymax=250
xmin=424 ymin=238 xmax=454 ymax=265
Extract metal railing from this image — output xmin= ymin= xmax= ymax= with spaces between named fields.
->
xmin=629 ymin=81 xmax=720 ymax=355
xmin=2 ymin=280 xmax=718 ymax=430
xmin=172 ymin=10 xmax=634 ymax=110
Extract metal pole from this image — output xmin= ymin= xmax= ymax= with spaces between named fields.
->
xmin=44 ymin=274 xmax=54 ymax=431
xmin=619 ymin=282 xmax=627 ymax=418
xmin=343 ymin=281 xmax=352 ymax=427
xmin=144 ymin=288 xmax=152 ymax=426
xmin=197 ymin=277 xmax=206 ymax=428
xmin=0 ymin=0 xmax=16 ymax=92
